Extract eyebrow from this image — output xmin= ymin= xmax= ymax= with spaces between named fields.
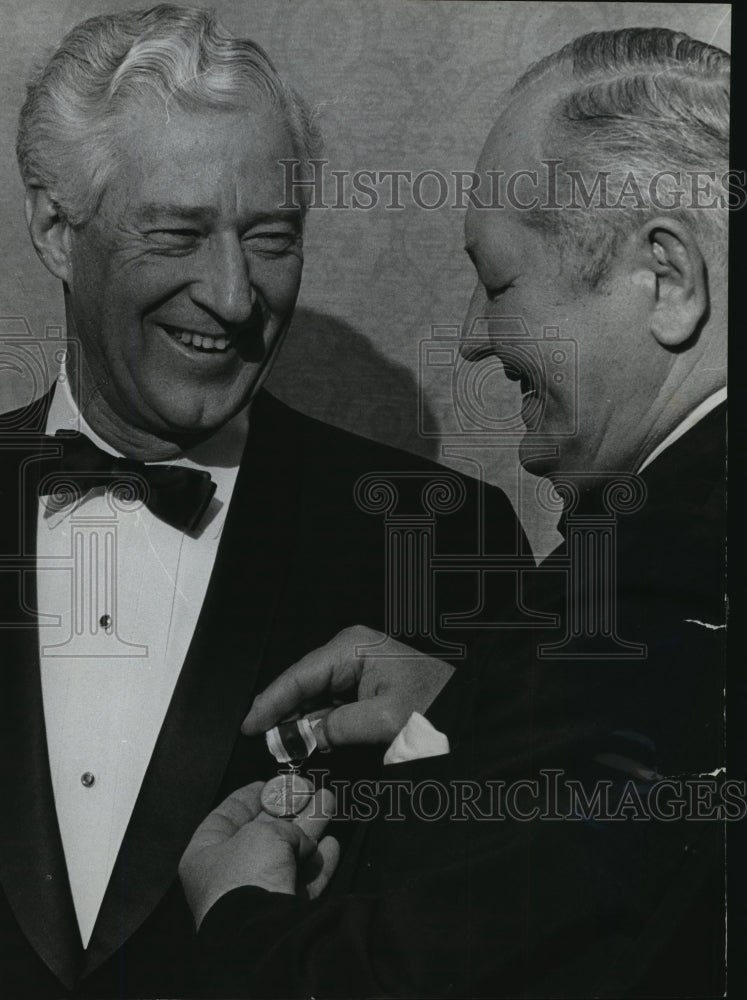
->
xmin=133 ymin=204 xmax=303 ymax=228
xmin=248 ymin=209 xmax=303 ymax=228
xmin=134 ymin=204 xmax=216 ymax=224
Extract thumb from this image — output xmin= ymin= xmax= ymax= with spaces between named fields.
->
xmin=321 ymin=698 xmax=403 ymax=746
xmin=186 ymin=781 xmax=265 ymax=852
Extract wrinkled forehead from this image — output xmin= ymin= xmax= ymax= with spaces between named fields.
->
xmin=117 ymin=98 xmax=289 ymax=152
xmin=102 ymin=102 xmax=297 ymax=216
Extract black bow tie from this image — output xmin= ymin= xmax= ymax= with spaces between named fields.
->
xmin=38 ymin=430 xmax=217 ymax=532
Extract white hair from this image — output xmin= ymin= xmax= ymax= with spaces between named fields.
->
xmin=514 ymin=28 xmax=730 ymax=287
xmin=16 ymin=4 xmax=322 ymax=225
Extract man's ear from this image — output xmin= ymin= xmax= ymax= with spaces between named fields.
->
xmin=25 ymin=187 xmax=74 ymax=283
xmin=637 ymin=217 xmax=708 ymax=348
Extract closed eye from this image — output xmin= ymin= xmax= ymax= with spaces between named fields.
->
xmin=152 ymin=228 xmax=201 ymax=237
xmin=146 ymin=228 xmax=202 ymax=250
xmin=244 ymin=232 xmax=303 ymax=256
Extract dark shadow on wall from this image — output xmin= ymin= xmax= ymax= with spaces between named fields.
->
xmin=266 ymin=307 xmax=439 ymax=462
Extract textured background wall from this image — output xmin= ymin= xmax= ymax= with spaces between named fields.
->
xmin=0 ymin=1 xmax=730 ymax=555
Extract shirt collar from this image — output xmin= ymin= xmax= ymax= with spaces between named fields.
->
xmin=637 ymin=387 xmax=727 ymax=475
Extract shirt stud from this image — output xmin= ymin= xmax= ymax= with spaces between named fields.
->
xmin=81 ymin=772 xmax=96 ymax=788
xmin=99 ymin=614 xmax=112 ymax=630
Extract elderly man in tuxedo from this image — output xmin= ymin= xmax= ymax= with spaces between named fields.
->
xmin=181 ymin=26 xmax=729 ymax=998
xmin=0 ymin=6 xmax=522 ymax=997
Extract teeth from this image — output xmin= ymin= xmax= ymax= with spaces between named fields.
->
xmin=166 ymin=327 xmax=231 ymax=351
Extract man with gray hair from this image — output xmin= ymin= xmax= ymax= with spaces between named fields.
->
xmin=180 ymin=27 xmax=729 ymax=997
xmin=0 ymin=6 xmax=519 ymax=996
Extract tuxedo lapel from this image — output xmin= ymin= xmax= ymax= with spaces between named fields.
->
xmin=0 ymin=390 xmax=83 ymax=990
xmin=84 ymin=391 xmax=303 ymax=977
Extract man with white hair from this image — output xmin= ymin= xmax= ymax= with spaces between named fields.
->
xmin=180 ymin=27 xmax=729 ymax=997
xmin=0 ymin=6 xmax=520 ymax=996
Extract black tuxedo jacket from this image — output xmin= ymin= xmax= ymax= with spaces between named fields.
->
xmin=0 ymin=387 xmax=523 ymax=998
xmin=195 ymin=404 xmax=727 ymax=998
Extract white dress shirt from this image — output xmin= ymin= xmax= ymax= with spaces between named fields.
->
xmin=38 ymin=374 xmax=248 ymax=947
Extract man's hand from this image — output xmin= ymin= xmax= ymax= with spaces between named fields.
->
xmin=179 ymin=782 xmax=339 ymax=929
xmin=242 ymin=626 xmax=455 ymax=747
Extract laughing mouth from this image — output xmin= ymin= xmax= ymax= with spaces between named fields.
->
xmin=501 ymin=356 xmax=536 ymax=397
xmin=159 ymin=300 xmax=268 ymax=359
xmin=160 ymin=324 xmax=233 ymax=353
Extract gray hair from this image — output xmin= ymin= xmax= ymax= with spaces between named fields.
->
xmin=514 ymin=28 xmax=730 ymax=287
xmin=16 ymin=4 xmax=322 ymax=226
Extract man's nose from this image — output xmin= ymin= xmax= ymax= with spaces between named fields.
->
xmin=459 ymin=284 xmax=489 ymax=361
xmin=192 ymin=233 xmax=255 ymax=325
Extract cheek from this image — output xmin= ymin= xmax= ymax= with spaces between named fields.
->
xmin=251 ymin=256 xmax=303 ymax=314
xmin=70 ymin=254 xmax=137 ymax=326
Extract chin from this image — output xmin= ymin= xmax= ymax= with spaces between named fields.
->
xmin=155 ymin=386 xmax=252 ymax=434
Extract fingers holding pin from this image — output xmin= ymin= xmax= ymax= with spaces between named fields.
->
xmin=260 ymin=715 xmax=336 ymax=821
xmin=255 ymin=708 xmax=339 ymax=897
